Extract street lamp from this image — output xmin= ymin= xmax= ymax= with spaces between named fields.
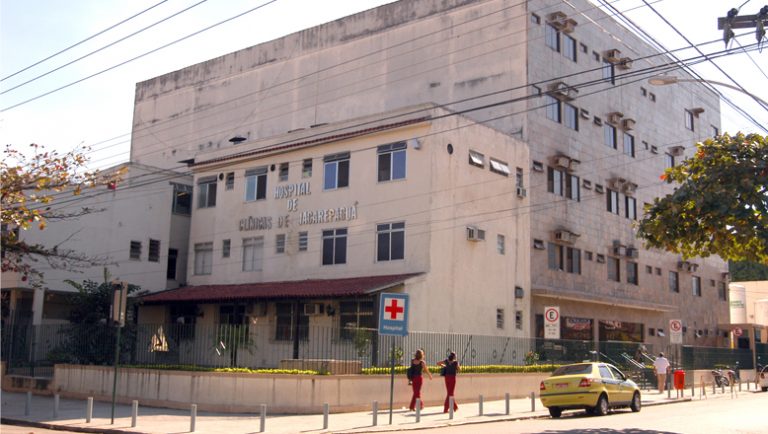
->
xmin=648 ymin=76 xmax=768 ymax=108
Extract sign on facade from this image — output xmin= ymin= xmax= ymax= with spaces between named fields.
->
xmin=669 ymin=319 xmax=683 ymax=344
xmin=544 ymin=306 xmax=560 ymax=339
xmin=378 ymin=293 xmax=409 ymax=336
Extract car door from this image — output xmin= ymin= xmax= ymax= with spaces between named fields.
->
xmin=608 ymin=365 xmax=633 ymax=403
xmin=598 ymin=364 xmax=620 ymax=402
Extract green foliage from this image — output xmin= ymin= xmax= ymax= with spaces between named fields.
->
xmin=638 ymin=133 xmax=768 ymax=263
xmin=361 ymin=364 xmax=559 ymax=375
xmin=124 ymin=365 xmax=321 ymax=375
xmin=729 ymin=260 xmax=768 ymax=281
xmin=524 ymin=351 xmax=540 ymax=365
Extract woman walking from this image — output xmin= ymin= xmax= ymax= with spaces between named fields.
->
xmin=437 ymin=352 xmax=460 ymax=412
xmin=408 ymin=349 xmax=432 ymax=411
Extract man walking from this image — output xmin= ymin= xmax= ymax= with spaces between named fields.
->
xmin=653 ymin=352 xmax=670 ymax=393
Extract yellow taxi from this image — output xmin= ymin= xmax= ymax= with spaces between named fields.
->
xmin=539 ymin=362 xmax=641 ymax=418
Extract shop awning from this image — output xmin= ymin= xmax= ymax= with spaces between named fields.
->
xmin=141 ymin=273 xmax=423 ymax=304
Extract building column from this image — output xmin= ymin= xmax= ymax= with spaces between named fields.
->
xmin=31 ymin=287 xmax=45 ymax=325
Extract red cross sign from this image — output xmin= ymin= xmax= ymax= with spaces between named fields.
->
xmin=384 ymin=298 xmax=405 ymax=320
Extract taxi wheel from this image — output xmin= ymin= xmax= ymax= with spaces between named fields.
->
xmin=549 ymin=407 xmax=562 ymax=418
xmin=630 ymin=392 xmax=641 ymax=412
xmin=592 ymin=394 xmax=608 ymax=416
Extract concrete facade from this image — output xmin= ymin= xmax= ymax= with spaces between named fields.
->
xmin=128 ymin=0 xmax=728 ymax=344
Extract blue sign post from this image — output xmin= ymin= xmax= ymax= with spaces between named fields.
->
xmin=378 ymin=293 xmax=409 ymax=425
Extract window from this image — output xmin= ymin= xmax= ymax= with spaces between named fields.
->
xmin=222 ymin=239 xmax=231 ymax=258
xmin=585 ymin=251 xmax=593 ymax=261
xmin=130 ymin=241 xmax=142 ymax=260
xmin=245 ymin=166 xmax=268 ymax=201
xmin=279 ymin=162 xmax=289 ymax=182
xmin=684 ymin=109 xmax=694 ymax=131
xmin=302 ymin=158 xmax=313 ymax=178
xmin=665 ymin=153 xmax=676 ymax=169
xmin=197 ymin=176 xmax=217 ymax=208
xmin=531 ymin=13 xmax=540 ymax=24
xmin=692 ymin=276 xmax=701 ymax=296
xmin=547 ymin=243 xmax=581 ymax=274
xmin=322 ymin=228 xmax=347 ymax=265
xmin=649 ymin=92 xmax=656 ymax=102
xmin=545 ymin=94 xmax=561 ymax=123
xmin=468 ymin=150 xmax=485 ymax=167
xmin=377 ymin=222 xmax=405 ymax=261
xmin=242 ymin=237 xmax=264 ymax=272
xmin=377 ymin=142 xmax=407 ymax=182
xmin=641 ymin=87 xmax=647 ymax=96
xmin=625 ymin=196 xmax=637 ymax=220
xmin=489 ymin=159 xmax=511 ymax=176
xmin=166 ymin=248 xmax=178 ymax=280
xmin=718 ymin=282 xmax=727 ymax=301
xmin=324 ymin=152 xmax=350 ymax=190
xmin=219 ymin=305 xmax=246 ymax=326
xmin=669 ymin=271 xmax=679 ymax=292
xmin=564 ymin=103 xmax=579 ymax=130
xmin=516 ymin=167 xmax=524 ymax=188
xmin=298 ymin=231 xmax=308 ymax=252
xmin=148 ymin=239 xmax=160 ymax=262
xmin=276 ymin=234 xmax=286 ymax=254
xmin=646 ymin=265 xmax=653 ymax=274
xmin=606 ymin=189 xmax=619 ymax=214
xmin=515 ymin=310 xmax=523 ymax=330
xmin=563 ymin=34 xmax=577 ymax=61
xmin=627 ymin=262 xmax=638 ymax=285
xmin=545 ymin=24 xmax=560 ymax=51
xmin=602 ymin=59 xmax=614 ymax=82
xmin=172 ymin=183 xmax=192 ymax=215
xmin=275 ymin=303 xmax=308 ymax=341
xmin=497 ymin=234 xmax=505 ymax=255
xmin=339 ymin=301 xmax=375 ymax=340
xmin=497 ymin=308 xmax=505 ymax=329
xmin=194 ymin=242 xmax=213 ymax=275
xmin=623 ymin=132 xmax=635 ymax=157
xmin=547 ymin=167 xmax=580 ymax=200
xmin=225 ymin=172 xmax=235 ymax=190
xmin=604 ymin=124 xmax=617 ymax=149
xmin=607 ymin=257 xmax=620 ymax=282
xmin=580 ymin=42 xmax=588 ymax=53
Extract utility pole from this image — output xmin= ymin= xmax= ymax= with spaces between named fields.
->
xmin=717 ymin=5 xmax=768 ymax=47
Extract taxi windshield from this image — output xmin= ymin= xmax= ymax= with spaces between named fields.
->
xmin=552 ymin=364 xmax=593 ymax=376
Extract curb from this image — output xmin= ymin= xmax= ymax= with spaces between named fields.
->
xmin=1 ymin=417 xmax=150 ymax=434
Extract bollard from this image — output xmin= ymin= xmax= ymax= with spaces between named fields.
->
xmin=730 ymin=383 xmax=734 ymax=398
xmin=479 ymin=395 xmax=484 ymax=416
xmin=259 ymin=404 xmax=266 ymax=433
xmin=190 ymin=404 xmax=197 ymax=432
xmin=372 ymin=401 xmax=378 ymax=426
xmin=25 ymin=391 xmax=31 ymax=416
xmin=449 ymin=397 xmax=454 ymax=419
xmin=415 ymin=399 xmax=421 ymax=423
xmin=131 ymin=400 xmax=138 ymax=427
xmin=721 ymin=383 xmax=725 ymax=394
xmin=86 ymin=397 xmax=93 ymax=423
xmin=505 ymin=393 xmax=510 ymax=415
xmin=54 ymin=394 xmax=60 ymax=418
xmin=692 ymin=380 xmax=695 ymax=398
xmin=323 ymin=403 xmax=329 ymax=430
xmin=739 ymin=380 xmax=742 ymax=392
xmin=712 ymin=381 xmax=716 ymax=395
xmin=530 ymin=392 xmax=535 ymax=412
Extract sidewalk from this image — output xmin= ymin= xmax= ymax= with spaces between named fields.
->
xmin=1 ymin=390 xmax=694 ymax=434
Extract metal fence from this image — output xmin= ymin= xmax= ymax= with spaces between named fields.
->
xmin=2 ymin=322 xmax=766 ymax=377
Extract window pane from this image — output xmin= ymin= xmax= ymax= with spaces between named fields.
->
xmin=245 ymin=176 xmax=256 ymax=201
xmin=337 ymin=160 xmax=349 ymax=188
xmin=335 ymin=234 xmax=347 ymax=264
xmin=391 ymin=229 xmax=405 ymax=260
xmin=324 ymin=162 xmax=337 ymax=189
xmin=392 ymin=150 xmax=406 ymax=180
xmin=256 ymin=174 xmax=267 ymax=200
xmin=378 ymin=153 xmax=391 ymax=182
xmin=377 ymin=231 xmax=390 ymax=261
xmin=322 ymin=236 xmax=334 ymax=265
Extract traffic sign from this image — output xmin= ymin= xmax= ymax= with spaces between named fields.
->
xmin=378 ymin=293 xmax=409 ymax=336
xmin=733 ymin=327 xmax=743 ymax=337
xmin=669 ymin=319 xmax=683 ymax=344
xmin=544 ymin=306 xmax=560 ymax=339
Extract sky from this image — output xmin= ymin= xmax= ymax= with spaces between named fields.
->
xmin=1 ymin=0 xmax=766 ymax=170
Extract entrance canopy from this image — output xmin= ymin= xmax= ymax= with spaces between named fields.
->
xmin=141 ymin=273 xmax=422 ymax=304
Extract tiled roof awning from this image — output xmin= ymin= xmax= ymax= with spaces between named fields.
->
xmin=142 ymin=273 xmax=423 ymax=303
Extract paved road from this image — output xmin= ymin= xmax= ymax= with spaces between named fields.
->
xmin=1 ymin=424 xmax=88 ymax=434
xmin=414 ymin=390 xmax=767 ymax=434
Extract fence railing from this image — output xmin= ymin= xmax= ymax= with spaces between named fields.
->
xmin=2 ymin=322 xmax=766 ymax=376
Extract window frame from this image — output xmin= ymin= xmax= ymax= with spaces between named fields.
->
xmin=564 ymin=103 xmax=579 ymax=130
xmin=468 ymin=150 xmax=485 ymax=168
xmin=607 ymin=189 xmax=620 ymax=214
xmin=623 ymin=132 xmax=635 ymax=157
xmin=148 ymin=239 xmax=160 ymax=262
xmin=130 ymin=241 xmax=142 ymax=260
xmin=604 ymin=124 xmax=617 ymax=149
xmin=685 ymin=109 xmax=695 ymax=131
xmin=278 ymin=162 xmax=289 ymax=182
xmin=302 ymin=158 xmax=313 ymax=178
xmin=669 ymin=271 xmax=680 ymax=292
xmin=545 ymin=23 xmax=560 ymax=51
xmin=242 ymin=236 xmax=264 ymax=272
xmin=276 ymin=233 xmax=286 ymax=254
xmin=563 ymin=34 xmax=577 ymax=61
xmin=298 ymin=231 xmax=308 ymax=252
xmin=692 ymin=275 xmax=702 ymax=297
xmin=377 ymin=141 xmax=407 ymax=182
xmin=194 ymin=242 xmax=213 ymax=275
xmin=171 ymin=183 xmax=193 ymax=215
xmin=323 ymin=152 xmax=350 ymax=190
xmin=607 ymin=256 xmax=621 ymax=282
xmin=197 ymin=176 xmax=217 ymax=209
xmin=245 ymin=166 xmax=268 ymax=202
xmin=545 ymin=94 xmax=562 ymax=123
xmin=626 ymin=261 xmax=638 ymax=285
xmin=497 ymin=234 xmax=506 ymax=255
xmin=489 ymin=158 xmax=511 ymax=176
xmin=322 ymin=228 xmax=348 ymax=265
xmin=376 ymin=222 xmax=405 ymax=262
xmin=625 ymin=196 xmax=637 ymax=220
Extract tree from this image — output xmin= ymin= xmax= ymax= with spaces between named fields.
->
xmin=1 ymin=143 xmax=122 ymax=283
xmin=729 ymin=260 xmax=768 ymax=281
xmin=638 ymin=133 xmax=767 ymax=263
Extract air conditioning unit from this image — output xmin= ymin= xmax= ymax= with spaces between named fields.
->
xmin=668 ymin=145 xmax=685 ymax=157
xmin=678 ymin=261 xmax=694 ymax=272
xmin=580 ymin=108 xmax=591 ymax=119
xmin=607 ymin=112 xmax=624 ymax=125
xmin=554 ymin=230 xmax=579 ymax=244
xmin=610 ymin=177 xmax=628 ymax=190
xmin=625 ymin=247 xmax=639 ymax=258
xmin=516 ymin=187 xmax=527 ymax=198
xmin=303 ymin=303 xmax=323 ymax=316
xmin=548 ymin=81 xmax=577 ymax=100
xmin=613 ymin=246 xmax=626 ymax=256
xmin=622 ymin=118 xmax=636 ymax=131
xmin=548 ymin=12 xmax=577 ymax=33
xmin=617 ymin=57 xmax=633 ymax=70
xmin=622 ymin=182 xmax=638 ymax=195
xmin=247 ymin=303 xmax=267 ymax=317
xmin=554 ymin=155 xmax=571 ymax=169
xmin=467 ymin=226 xmax=486 ymax=241
xmin=604 ymin=49 xmax=622 ymax=62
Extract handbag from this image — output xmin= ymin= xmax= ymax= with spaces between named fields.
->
xmin=440 ymin=365 xmax=447 ymax=376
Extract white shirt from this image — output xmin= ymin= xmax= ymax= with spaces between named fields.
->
xmin=653 ymin=356 xmax=670 ymax=374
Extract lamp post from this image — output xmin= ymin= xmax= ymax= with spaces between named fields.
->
xmin=648 ymin=76 xmax=768 ymax=108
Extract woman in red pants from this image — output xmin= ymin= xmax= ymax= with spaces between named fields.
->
xmin=408 ymin=349 xmax=432 ymax=411
xmin=437 ymin=352 xmax=460 ymax=412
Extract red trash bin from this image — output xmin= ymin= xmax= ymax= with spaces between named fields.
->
xmin=673 ymin=369 xmax=685 ymax=390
